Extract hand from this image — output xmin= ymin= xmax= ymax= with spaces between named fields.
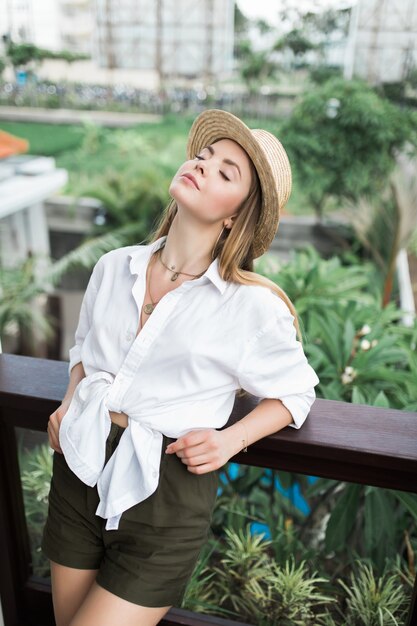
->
xmin=165 ymin=428 xmax=231 ymax=475
xmin=47 ymin=399 xmax=71 ymax=454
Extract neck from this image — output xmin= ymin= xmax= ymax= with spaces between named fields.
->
xmin=160 ymin=215 xmax=217 ymax=274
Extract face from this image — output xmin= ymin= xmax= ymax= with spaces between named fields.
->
xmin=169 ymin=138 xmax=252 ymax=229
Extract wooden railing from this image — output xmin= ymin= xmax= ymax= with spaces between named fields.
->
xmin=0 ymin=353 xmax=416 ymax=626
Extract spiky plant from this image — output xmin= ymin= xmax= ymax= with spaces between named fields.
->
xmin=210 ymin=524 xmax=272 ymax=620
xmin=338 ymin=560 xmax=410 ymax=625
xmin=180 ymin=537 xmax=236 ymax=619
xmin=247 ymin=556 xmax=335 ymax=626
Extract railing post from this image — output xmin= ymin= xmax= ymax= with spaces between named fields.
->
xmin=0 ymin=410 xmax=32 ymax=625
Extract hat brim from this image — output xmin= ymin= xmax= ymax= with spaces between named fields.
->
xmin=186 ymin=109 xmax=282 ymax=258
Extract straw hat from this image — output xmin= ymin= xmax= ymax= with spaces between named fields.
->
xmin=186 ymin=108 xmax=292 ymax=259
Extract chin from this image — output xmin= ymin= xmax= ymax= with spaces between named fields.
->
xmin=169 ymin=182 xmax=193 ymax=208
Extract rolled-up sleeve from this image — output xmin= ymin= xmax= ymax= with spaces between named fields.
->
xmin=237 ymin=302 xmax=320 ymax=429
xmin=68 ymin=257 xmax=104 ymax=376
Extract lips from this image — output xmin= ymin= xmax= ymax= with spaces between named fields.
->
xmin=181 ymin=173 xmax=199 ymax=189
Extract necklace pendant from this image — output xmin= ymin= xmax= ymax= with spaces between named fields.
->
xmin=170 ymin=272 xmax=179 ymax=281
xmin=144 ymin=303 xmax=155 ymax=314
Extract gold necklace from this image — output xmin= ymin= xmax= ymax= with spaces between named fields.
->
xmin=142 ymin=247 xmax=207 ymax=316
xmin=143 ymin=249 xmax=161 ymax=315
xmin=158 ymin=242 xmax=209 ymax=282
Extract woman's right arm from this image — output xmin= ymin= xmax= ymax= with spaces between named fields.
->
xmin=48 ymin=254 xmax=106 ymax=453
xmin=48 ymin=361 xmax=86 ymax=453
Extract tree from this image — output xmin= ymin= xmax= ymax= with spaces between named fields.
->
xmin=239 ymin=46 xmax=278 ymax=94
xmin=5 ymin=41 xmax=89 ymax=77
xmin=273 ymin=28 xmax=316 ymax=58
xmin=233 ymin=7 xmax=279 ymax=94
xmin=280 ymin=77 xmax=417 ymax=220
xmin=234 ymin=3 xmax=250 ymax=35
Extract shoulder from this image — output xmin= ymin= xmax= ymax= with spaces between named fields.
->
xmin=97 ymin=244 xmax=142 ymax=265
xmin=87 ymin=244 xmax=146 ymax=285
xmin=234 ymin=283 xmax=293 ymax=323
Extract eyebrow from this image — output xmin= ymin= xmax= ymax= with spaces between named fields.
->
xmin=202 ymin=145 xmax=241 ymax=179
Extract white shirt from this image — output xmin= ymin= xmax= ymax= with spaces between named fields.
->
xmin=59 ymin=234 xmax=320 ymax=530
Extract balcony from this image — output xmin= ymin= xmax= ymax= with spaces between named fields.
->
xmin=0 ymin=353 xmax=416 ymax=625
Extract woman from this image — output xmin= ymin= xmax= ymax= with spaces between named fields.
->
xmin=42 ymin=109 xmax=320 ymax=626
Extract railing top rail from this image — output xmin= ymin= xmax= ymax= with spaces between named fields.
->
xmin=1 ymin=353 xmax=417 ymax=492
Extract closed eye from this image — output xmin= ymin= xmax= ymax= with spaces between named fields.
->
xmin=194 ymin=154 xmax=230 ymax=181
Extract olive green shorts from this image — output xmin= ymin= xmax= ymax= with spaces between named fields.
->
xmin=41 ymin=422 xmax=220 ymax=608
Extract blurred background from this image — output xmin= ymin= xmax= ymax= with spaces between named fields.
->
xmin=0 ymin=2 xmax=417 ymax=625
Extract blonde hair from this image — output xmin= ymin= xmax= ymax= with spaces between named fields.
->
xmin=147 ymin=156 xmax=302 ymax=398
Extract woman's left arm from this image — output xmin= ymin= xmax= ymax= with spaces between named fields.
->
xmin=220 ymin=397 xmax=295 ymax=460
xmin=165 ymin=397 xmax=307 ymax=472
xmin=166 ymin=299 xmax=319 ymax=473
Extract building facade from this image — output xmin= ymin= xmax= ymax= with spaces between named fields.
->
xmin=344 ymin=0 xmax=417 ymax=83
xmin=0 ymin=0 xmax=94 ymax=54
xmin=94 ymin=0 xmax=234 ymax=80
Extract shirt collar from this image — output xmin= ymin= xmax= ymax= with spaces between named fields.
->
xmin=127 ymin=235 xmax=228 ymax=295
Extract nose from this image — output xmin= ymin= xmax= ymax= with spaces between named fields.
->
xmin=194 ymin=160 xmax=205 ymax=176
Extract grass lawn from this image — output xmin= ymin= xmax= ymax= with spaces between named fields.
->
xmin=0 ymin=114 xmax=314 ymax=216
xmin=0 ymin=120 xmax=85 ymax=155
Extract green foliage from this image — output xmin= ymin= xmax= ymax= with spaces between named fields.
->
xmin=180 ymin=537 xmax=234 ymax=618
xmin=18 ymin=439 xmax=53 ymax=577
xmin=345 ymin=152 xmax=417 ymax=306
xmin=250 ymin=557 xmax=335 ymax=626
xmin=257 ymin=245 xmax=417 ymax=411
xmin=5 ymin=40 xmax=89 ymax=68
xmin=62 ymin=123 xmax=185 ymax=242
xmin=237 ymin=42 xmax=279 ymax=93
xmin=338 ymin=560 xmax=410 ymax=625
xmin=280 ymin=77 xmax=417 ymax=217
xmin=274 ymin=28 xmax=317 ymax=57
xmin=186 ymin=524 xmax=335 ymax=625
xmin=254 ymin=246 xmax=417 ymax=576
xmin=18 ymin=434 xmax=413 ymax=625
xmin=306 ymin=300 xmax=417 ymax=409
xmin=309 ymin=65 xmax=343 ymax=85
xmin=256 ymin=245 xmax=380 ymax=325
xmin=211 ymin=525 xmax=272 ymax=619
xmin=0 ymin=257 xmax=56 ymax=350
xmin=310 ymin=480 xmax=417 ymax=571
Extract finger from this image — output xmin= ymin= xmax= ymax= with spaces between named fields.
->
xmin=49 ymin=414 xmax=63 ymax=449
xmin=187 ymin=463 xmax=217 ymax=475
xmin=180 ymin=451 xmax=213 ymax=467
xmin=167 ymin=429 xmax=209 ymax=453
xmin=47 ymin=422 xmax=62 ymax=453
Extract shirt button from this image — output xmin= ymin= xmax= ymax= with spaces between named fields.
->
xmin=152 ymin=470 xmax=158 ymax=478
xmin=126 ymin=331 xmax=134 ymax=341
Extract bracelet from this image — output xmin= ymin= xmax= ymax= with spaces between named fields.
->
xmin=239 ymin=420 xmax=248 ymax=453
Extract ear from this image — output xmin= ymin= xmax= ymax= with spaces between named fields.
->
xmin=225 ymin=212 xmax=238 ymax=229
